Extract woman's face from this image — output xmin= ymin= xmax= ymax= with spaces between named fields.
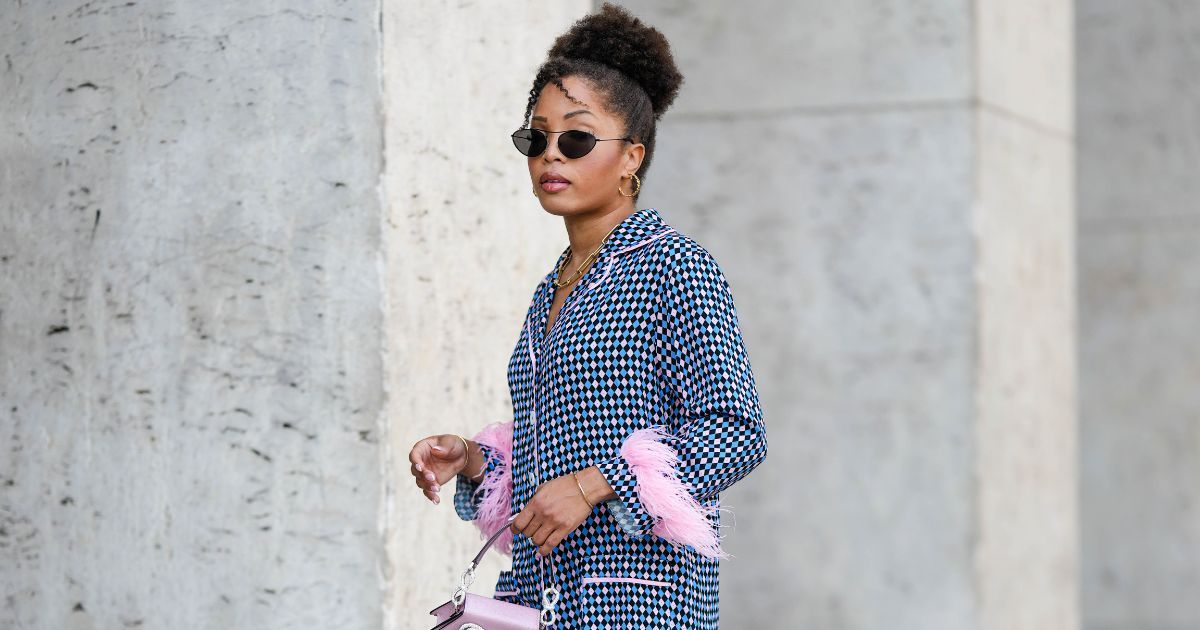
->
xmin=528 ymin=75 xmax=644 ymax=217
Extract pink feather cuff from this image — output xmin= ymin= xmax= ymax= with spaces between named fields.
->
xmin=620 ymin=426 xmax=727 ymax=559
xmin=469 ymin=421 xmax=514 ymax=555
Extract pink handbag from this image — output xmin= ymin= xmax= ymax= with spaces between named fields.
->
xmin=429 ymin=515 xmax=553 ymax=629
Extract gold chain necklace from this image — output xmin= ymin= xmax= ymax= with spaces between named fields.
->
xmin=552 ymin=221 xmax=622 ymax=288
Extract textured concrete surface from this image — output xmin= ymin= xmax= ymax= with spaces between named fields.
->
xmin=975 ymin=79 xmax=1077 ymax=630
xmin=1077 ymin=3 xmax=1200 ymax=629
xmin=622 ymin=1 xmax=1077 ymax=628
xmin=0 ymin=1 xmax=387 ymax=628
xmin=646 ymin=108 xmax=977 ymax=629
xmin=974 ymin=4 xmax=1078 ymax=630
xmin=637 ymin=0 xmax=972 ymax=115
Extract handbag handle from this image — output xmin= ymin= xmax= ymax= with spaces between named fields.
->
xmin=469 ymin=514 xmax=518 ymax=570
xmin=453 ymin=513 xmax=560 ymax=626
xmin=452 ymin=514 xmax=519 ymax=608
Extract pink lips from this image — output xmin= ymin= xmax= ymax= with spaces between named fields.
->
xmin=539 ymin=172 xmax=571 ymax=193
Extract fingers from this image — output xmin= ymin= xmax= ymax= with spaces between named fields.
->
xmin=409 ymin=439 xmax=441 ymax=485
xmin=531 ymin=523 xmax=553 ymax=549
xmin=417 ymin=480 xmax=441 ymax=503
xmin=511 ymin=506 xmax=560 ymax=555
xmin=411 ymin=463 xmax=441 ymax=494
xmin=408 ymin=438 xmax=431 ymax=471
xmin=513 ymin=476 xmax=595 ymax=555
xmin=409 ymin=458 xmax=436 ymax=487
xmin=512 ymin=504 xmax=534 ymax=534
xmin=409 ymin=439 xmax=444 ymax=504
xmin=522 ymin=511 xmax=566 ymax=555
xmin=538 ymin=529 xmax=566 ymax=557
xmin=526 ymin=519 xmax=548 ymax=546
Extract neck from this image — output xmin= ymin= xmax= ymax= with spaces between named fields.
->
xmin=562 ymin=199 xmax=637 ymax=258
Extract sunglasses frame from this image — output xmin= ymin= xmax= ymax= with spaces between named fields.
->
xmin=511 ymin=127 xmax=634 ymax=159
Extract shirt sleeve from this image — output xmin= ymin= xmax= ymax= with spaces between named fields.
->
xmin=452 ymin=420 xmax=516 ymax=555
xmin=594 ymin=250 xmax=768 ymax=558
xmin=452 ymin=442 xmax=503 ymax=521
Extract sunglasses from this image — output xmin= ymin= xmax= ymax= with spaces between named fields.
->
xmin=511 ymin=128 xmax=633 ymax=159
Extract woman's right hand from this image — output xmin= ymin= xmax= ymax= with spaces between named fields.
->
xmin=408 ymin=434 xmax=469 ymax=505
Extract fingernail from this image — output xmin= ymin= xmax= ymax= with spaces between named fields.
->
xmin=415 ymin=463 xmax=423 ymax=472
xmin=434 ymin=496 xmax=440 ymax=504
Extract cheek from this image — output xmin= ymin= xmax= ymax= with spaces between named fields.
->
xmin=574 ymin=156 xmax=621 ymax=191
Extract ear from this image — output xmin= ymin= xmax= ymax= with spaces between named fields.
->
xmin=622 ymin=141 xmax=645 ymax=177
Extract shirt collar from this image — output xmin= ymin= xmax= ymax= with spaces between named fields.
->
xmin=601 ymin=207 xmax=669 ymax=254
xmin=543 ymin=207 xmax=673 ymax=283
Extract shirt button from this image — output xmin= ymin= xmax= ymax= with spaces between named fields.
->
xmin=528 ymin=473 xmax=537 ymax=488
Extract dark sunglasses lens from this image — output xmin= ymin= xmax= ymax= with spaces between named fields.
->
xmin=512 ymin=129 xmax=547 ymax=157
xmin=559 ymin=130 xmax=597 ymax=159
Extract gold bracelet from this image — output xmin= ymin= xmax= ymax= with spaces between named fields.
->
xmin=572 ymin=471 xmax=595 ymax=508
xmin=458 ymin=434 xmax=484 ymax=481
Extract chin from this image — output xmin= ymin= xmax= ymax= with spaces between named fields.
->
xmin=538 ymin=195 xmax=588 ymax=217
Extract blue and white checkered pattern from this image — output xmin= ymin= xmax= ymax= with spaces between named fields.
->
xmin=454 ymin=207 xmax=767 ymax=628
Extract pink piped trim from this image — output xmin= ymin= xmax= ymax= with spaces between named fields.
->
xmin=611 ymin=227 xmax=677 ymax=256
xmin=470 ymin=420 xmax=514 ymax=555
xmin=571 ymin=227 xmax=678 ymax=303
xmin=620 ymin=426 xmax=728 ymax=559
xmin=581 ymin=576 xmax=674 ymax=588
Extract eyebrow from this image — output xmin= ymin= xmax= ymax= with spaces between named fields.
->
xmin=531 ymin=110 xmax=596 ymax=122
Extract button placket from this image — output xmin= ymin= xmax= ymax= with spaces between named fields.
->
xmin=526 ymin=325 xmax=559 ymax=627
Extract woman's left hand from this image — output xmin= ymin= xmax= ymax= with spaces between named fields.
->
xmin=511 ymin=472 xmax=595 ymax=556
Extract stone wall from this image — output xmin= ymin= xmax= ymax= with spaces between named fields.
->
xmin=0 ymin=1 xmax=388 ymax=628
xmin=618 ymin=1 xmax=1076 ymax=628
xmin=1077 ymin=3 xmax=1200 ymax=629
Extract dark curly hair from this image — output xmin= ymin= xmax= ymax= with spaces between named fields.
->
xmin=521 ymin=3 xmax=684 ymax=201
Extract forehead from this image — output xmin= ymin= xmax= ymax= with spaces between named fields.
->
xmin=531 ymin=76 xmax=614 ymax=126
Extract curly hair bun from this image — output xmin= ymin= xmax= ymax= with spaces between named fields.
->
xmin=547 ymin=2 xmax=684 ymax=118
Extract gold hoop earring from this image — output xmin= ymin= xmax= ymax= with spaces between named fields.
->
xmin=532 ymin=186 xmax=538 ymax=197
xmin=618 ymin=173 xmax=641 ymax=198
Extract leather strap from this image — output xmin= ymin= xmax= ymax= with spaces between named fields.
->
xmin=470 ymin=514 xmax=518 ymax=569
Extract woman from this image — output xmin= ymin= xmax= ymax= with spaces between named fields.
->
xmin=408 ymin=4 xmax=767 ymax=627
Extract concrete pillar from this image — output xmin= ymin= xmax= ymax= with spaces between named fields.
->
xmin=0 ymin=1 xmax=590 ymax=628
xmin=1077 ymin=3 xmax=1200 ymax=629
xmin=1 ymin=1 xmax=387 ymax=628
xmin=974 ymin=2 xmax=1077 ymax=627
xmin=377 ymin=2 xmax=589 ymax=629
xmin=616 ymin=1 xmax=1077 ymax=628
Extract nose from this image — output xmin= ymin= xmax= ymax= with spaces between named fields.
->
xmin=541 ymin=132 xmax=566 ymax=163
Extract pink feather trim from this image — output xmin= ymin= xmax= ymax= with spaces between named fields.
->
xmin=621 ymin=426 xmax=727 ymax=559
xmin=470 ymin=421 xmax=514 ymax=555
